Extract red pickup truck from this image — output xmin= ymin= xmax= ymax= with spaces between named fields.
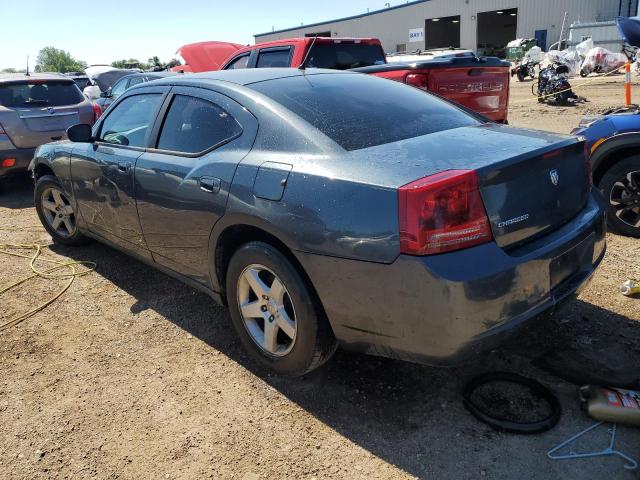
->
xmin=219 ymin=37 xmax=510 ymax=123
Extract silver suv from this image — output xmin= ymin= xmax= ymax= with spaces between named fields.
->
xmin=0 ymin=73 xmax=95 ymax=181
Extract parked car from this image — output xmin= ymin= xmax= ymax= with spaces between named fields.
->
xmin=569 ymin=17 xmax=640 ymax=238
xmin=30 ymin=69 xmax=605 ymax=376
xmin=64 ymin=72 xmax=92 ymax=91
xmin=82 ymin=67 xmax=141 ymax=100
xmin=95 ymin=72 xmax=177 ymax=113
xmin=219 ymin=37 xmax=511 ymax=123
xmin=0 ymin=73 xmax=96 ymax=182
xmin=572 ymin=108 xmax=640 ymax=237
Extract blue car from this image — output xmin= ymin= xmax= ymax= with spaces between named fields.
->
xmin=29 ymin=69 xmax=605 ymax=376
xmin=572 ymin=108 xmax=640 ymax=237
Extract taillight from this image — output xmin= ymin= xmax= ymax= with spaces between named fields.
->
xmin=398 ymin=170 xmax=493 ymax=255
xmin=92 ymin=102 xmax=103 ymax=122
xmin=1 ymin=158 xmax=16 ymax=168
xmin=405 ymin=73 xmax=428 ymax=90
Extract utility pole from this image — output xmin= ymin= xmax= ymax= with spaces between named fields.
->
xmin=558 ymin=11 xmax=568 ymax=50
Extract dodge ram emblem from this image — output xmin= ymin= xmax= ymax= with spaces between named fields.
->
xmin=550 ymin=169 xmax=559 ymax=186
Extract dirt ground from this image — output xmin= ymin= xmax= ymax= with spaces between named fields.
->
xmin=1 ymin=76 xmax=640 ymax=480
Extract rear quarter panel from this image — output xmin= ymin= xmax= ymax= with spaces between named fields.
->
xmin=218 ymin=152 xmax=400 ymax=265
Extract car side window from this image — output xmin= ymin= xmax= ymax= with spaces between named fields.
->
xmin=256 ymin=48 xmax=292 ymax=68
xmin=156 ymin=94 xmax=242 ymax=154
xmin=99 ymin=94 xmax=162 ymax=147
xmin=110 ymin=79 xmax=128 ymax=97
xmin=128 ymin=76 xmax=145 ymax=87
xmin=225 ymin=54 xmax=250 ymax=70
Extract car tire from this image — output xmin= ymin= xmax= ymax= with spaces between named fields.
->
xmin=34 ymin=175 xmax=89 ymax=246
xmin=225 ymin=241 xmax=336 ymax=376
xmin=598 ymin=155 xmax=640 ymax=238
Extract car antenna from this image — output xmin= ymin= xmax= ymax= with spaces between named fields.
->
xmin=298 ymin=36 xmax=318 ymax=71
xmin=25 ymin=55 xmax=30 ymax=77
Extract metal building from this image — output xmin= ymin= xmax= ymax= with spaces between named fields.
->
xmin=254 ymin=0 xmax=637 ymax=55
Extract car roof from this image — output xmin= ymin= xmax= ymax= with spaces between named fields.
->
xmin=148 ymin=67 xmax=352 ymax=88
xmin=0 ymin=72 xmax=71 ymax=83
xmin=122 ymin=71 xmax=177 ymax=79
xmin=225 ymin=37 xmax=382 ymax=64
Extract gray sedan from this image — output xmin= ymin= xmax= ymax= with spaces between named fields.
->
xmin=29 ymin=69 xmax=606 ymax=376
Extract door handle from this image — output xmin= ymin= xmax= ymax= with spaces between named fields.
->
xmin=117 ymin=161 xmax=131 ymax=173
xmin=199 ymin=176 xmax=221 ymax=193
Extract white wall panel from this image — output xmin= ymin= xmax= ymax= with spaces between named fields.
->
xmin=254 ymin=0 xmax=623 ymax=53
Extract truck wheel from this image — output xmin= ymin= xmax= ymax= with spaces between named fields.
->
xmin=598 ymin=156 xmax=640 ymax=238
xmin=34 ymin=175 xmax=89 ymax=246
xmin=225 ymin=241 xmax=337 ymax=376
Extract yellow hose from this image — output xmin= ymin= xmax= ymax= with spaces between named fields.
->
xmin=0 ymin=237 xmax=96 ymax=332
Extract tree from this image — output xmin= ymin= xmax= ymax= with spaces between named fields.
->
xmin=165 ymin=58 xmax=181 ymax=69
xmin=34 ymin=47 xmax=87 ymax=73
xmin=111 ymin=59 xmax=142 ymax=69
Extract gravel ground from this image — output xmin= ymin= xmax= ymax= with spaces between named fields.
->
xmin=1 ymin=77 xmax=639 ymax=480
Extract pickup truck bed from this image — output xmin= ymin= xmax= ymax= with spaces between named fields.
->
xmin=353 ymin=56 xmax=510 ymax=123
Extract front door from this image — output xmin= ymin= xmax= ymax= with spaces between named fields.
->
xmin=71 ymin=88 xmax=167 ymax=258
xmin=535 ymin=29 xmax=547 ymax=51
xmin=135 ymin=86 xmax=257 ymax=284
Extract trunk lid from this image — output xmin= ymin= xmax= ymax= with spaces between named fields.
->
xmin=478 ymin=140 xmax=589 ymax=248
xmin=340 ymin=124 xmax=590 ymax=249
xmin=0 ymin=105 xmax=83 ymax=148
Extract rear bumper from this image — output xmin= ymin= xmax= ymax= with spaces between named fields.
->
xmin=0 ymin=147 xmax=35 ymax=179
xmin=295 ymin=191 xmax=606 ymax=365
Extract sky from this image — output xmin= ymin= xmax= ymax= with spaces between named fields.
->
xmin=2 ymin=0 xmax=395 ymax=70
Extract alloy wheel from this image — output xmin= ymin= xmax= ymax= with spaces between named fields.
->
xmin=609 ymin=170 xmax=640 ymax=229
xmin=236 ymin=264 xmax=297 ymax=357
xmin=41 ymin=187 xmax=77 ymax=238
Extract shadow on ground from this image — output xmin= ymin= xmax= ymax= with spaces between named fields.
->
xmin=0 ymin=176 xmax=33 ymax=209
xmin=50 ymin=237 xmax=640 ymax=479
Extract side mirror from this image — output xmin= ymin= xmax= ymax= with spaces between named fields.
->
xmin=100 ymin=88 xmax=112 ymax=98
xmin=67 ymin=124 xmax=93 ymax=143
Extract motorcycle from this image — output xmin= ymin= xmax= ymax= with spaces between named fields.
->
xmin=511 ymin=56 xmax=538 ymax=82
xmin=533 ymin=63 xmax=579 ymax=105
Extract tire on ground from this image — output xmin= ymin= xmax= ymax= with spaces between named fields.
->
xmin=225 ymin=241 xmax=337 ymax=376
xmin=598 ymin=155 xmax=640 ymax=238
xmin=34 ymin=174 xmax=89 ymax=246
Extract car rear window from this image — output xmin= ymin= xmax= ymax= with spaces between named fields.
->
xmin=305 ymin=43 xmax=386 ymax=70
xmin=0 ymin=80 xmax=84 ymax=108
xmin=248 ymin=73 xmax=479 ymax=151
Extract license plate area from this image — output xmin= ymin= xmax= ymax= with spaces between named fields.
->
xmin=549 ymin=233 xmax=595 ymax=291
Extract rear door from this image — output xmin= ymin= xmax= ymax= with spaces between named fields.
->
xmin=0 ymin=79 xmax=94 ymax=147
xmin=255 ymin=47 xmax=294 ymax=68
xmin=70 ymin=86 xmax=168 ymax=259
xmin=135 ymin=86 xmax=258 ymax=283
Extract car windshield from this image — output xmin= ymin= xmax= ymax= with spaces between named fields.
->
xmin=306 ymin=43 xmax=386 ymax=69
xmin=0 ymin=80 xmax=84 ymax=108
xmin=248 ymin=73 xmax=480 ymax=151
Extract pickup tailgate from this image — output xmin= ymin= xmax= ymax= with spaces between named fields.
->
xmin=353 ymin=57 xmax=510 ymax=122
